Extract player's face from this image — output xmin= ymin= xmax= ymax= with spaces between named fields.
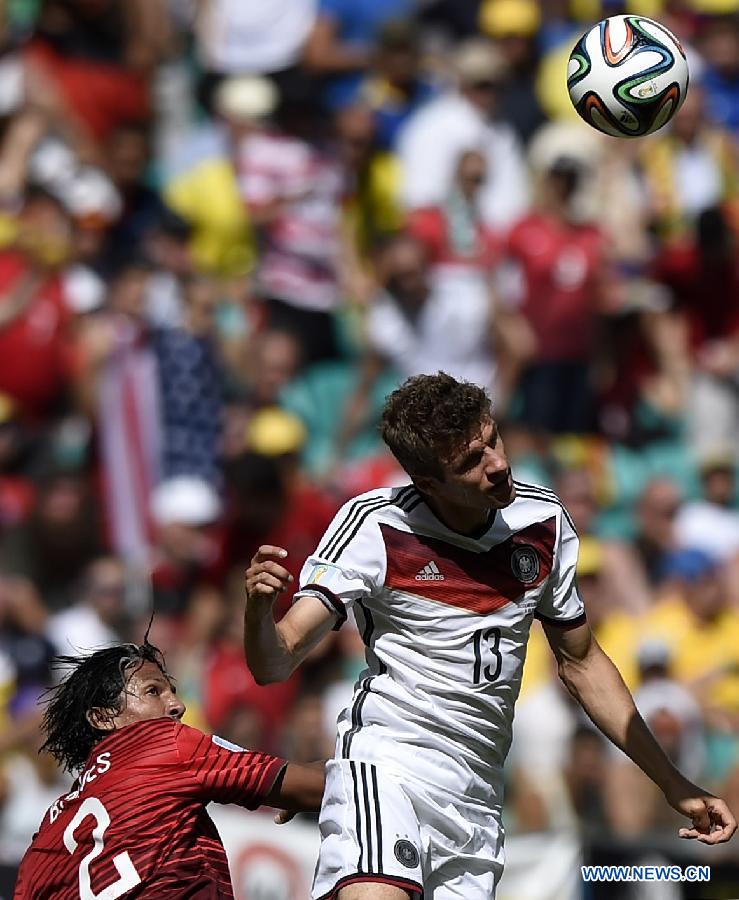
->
xmin=422 ymin=419 xmax=515 ymax=515
xmin=108 ymin=661 xmax=185 ymax=730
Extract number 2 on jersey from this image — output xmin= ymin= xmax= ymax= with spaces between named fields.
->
xmin=473 ymin=627 xmax=502 ymax=683
xmin=63 ymin=797 xmax=142 ymax=900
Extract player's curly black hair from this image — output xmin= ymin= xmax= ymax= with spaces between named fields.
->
xmin=380 ymin=372 xmax=492 ymax=480
xmin=40 ymin=641 xmax=168 ymax=774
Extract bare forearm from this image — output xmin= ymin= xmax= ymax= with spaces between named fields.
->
xmin=243 ymin=602 xmax=295 ymax=684
xmin=560 ymin=644 xmax=682 ymax=794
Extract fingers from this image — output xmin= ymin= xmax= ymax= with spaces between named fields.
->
xmin=679 ymin=827 xmax=733 ymax=845
xmin=245 ymin=550 xmax=294 ymax=603
xmin=256 ymin=561 xmax=294 ymax=581
xmin=248 ymin=577 xmax=286 ymax=596
xmin=679 ymin=799 xmax=737 ymax=844
xmin=274 ymin=809 xmax=296 ymax=825
xmin=251 ymin=545 xmax=288 ymax=563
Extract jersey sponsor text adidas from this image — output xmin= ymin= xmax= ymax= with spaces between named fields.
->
xmin=415 ymin=561 xmax=445 ymax=581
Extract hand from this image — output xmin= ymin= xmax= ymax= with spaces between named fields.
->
xmin=274 ymin=809 xmax=297 ymax=825
xmin=666 ymin=781 xmax=737 ymax=845
xmin=245 ymin=546 xmax=294 ymax=609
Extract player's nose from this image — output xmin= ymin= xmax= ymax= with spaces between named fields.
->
xmin=168 ymin=697 xmax=186 ymax=720
xmin=483 ymin=449 xmax=508 ymax=477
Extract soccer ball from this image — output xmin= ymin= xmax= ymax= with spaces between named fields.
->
xmin=567 ymin=15 xmax=689 ymax=138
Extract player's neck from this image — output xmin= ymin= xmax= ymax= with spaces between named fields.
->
xmin=421 ymin=493 xmax=494 ymax=537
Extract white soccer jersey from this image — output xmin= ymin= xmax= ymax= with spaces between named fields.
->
xmin=296 ymin=481 xmax=585 ymax=789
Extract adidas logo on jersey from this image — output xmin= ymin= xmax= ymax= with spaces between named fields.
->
xmin=415 ymin=561 xmax=445 ymax=581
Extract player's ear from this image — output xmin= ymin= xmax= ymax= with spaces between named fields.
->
xmin=86 ymin=707 xmax=117 ymax=732
xmin=413 ymin=474 xmax=439 ymax=495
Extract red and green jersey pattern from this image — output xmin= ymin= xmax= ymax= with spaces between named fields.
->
xmin=14 ymin=717 xmax=285 ymax=899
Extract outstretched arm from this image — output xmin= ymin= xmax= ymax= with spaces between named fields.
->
xmin=244 ymin=546 xmax=338 ymax=684
xmin=265 ymin=761 xmax=326 ymax=822
xmin=543 ymin=619 xmax=737 ymax=845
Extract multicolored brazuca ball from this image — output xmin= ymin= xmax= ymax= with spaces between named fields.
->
xmin=567 ymin=15 xmax=689 ymax=138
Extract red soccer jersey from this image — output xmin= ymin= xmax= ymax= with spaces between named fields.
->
xmin=14 ymin=718 xmax=285 ymax=899
xmin=0 ymin=250 xmax=73 ymax=420
xmin=506 ymin=213 xmax=603 ymax=362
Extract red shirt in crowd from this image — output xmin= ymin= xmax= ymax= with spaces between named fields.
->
xmin=407 ymin=207 xmax=502 ymax=270
xmin=0 ymin=251 xmax=73 ymax=420
xmin=14 ymin=717 xmax=284 ymax=899
xmin=506 ymin=213 xmax=603 ymax=362
xmin=652 ymin=242 xmax=739 ymax=351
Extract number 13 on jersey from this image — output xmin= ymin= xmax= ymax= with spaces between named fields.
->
xmin=473 ymin=627 xmax=502 ymax=684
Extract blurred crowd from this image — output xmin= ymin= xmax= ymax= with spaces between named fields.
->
xmin=0 ymin=0 xmax=738 ymax=878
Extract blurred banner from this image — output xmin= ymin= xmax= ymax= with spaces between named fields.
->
xmin=210 ymin=807 xmax=582 ymax=900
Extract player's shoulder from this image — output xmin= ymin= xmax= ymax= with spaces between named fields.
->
xmin=332 ymin=485 xmax=421 ymax=525
xmin=511 ymin=479 xmax=577 ymax=533
xmin=317 ymin=485 xmax=422 ymax=562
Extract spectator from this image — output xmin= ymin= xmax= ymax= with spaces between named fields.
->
xmin=0 ymin=188 xmax=75 ymax=423
xmin=0 ymin=468 xmax=103 ymax=608
xmin=100 ymin=119 xmax=168 ymax=275
xmin=605 ymin=638 xmax=707 ymax=837
xmin=45 ymin=556 xmax=128 ymax=656
xmin=630 ymin=478 xmax=683 ymax=591
xmin=0 ymin=396 xmax=34 ymax=534
xmin=698 ymin=14 xmax=739 ymax=134
xmin=242 ymin=327 xmax=304 ymax=410
xmin=675 ymin=452 xmax=739 ymax=564
xmin=24 ymin=0 xmax=173 ymax=145
xmin=77 ymin=258 xmax=162 ymax=565
xmin=237 ymin=83 xmax=346 ymax=365
xmin=408 ymin=149 xmax=502 ymax=270
xmin=204 ymin=569 xmax=299 ymax=752
xmin=334 ymin=230 xmax=525 ymax=459
xmin=398 ymin=38 xmax=530 ymax=229
xmin=164 ymin=75 xmax=263 ymax=278
xmin=0 ymin=576 xmax=54 ymax=719
xmin=563 ymin=726 xmax=610 ymax=833
xmin=479 ymin=0 xmax=547 ymax=144
xmin=639 ymin=85 xmax=739 ymax=240
xmin=223 ymin=429 xmax=337 ymax=612
xmin=336 ymin=101 xmax=403 ymax=266
xmin=653 ymin=206 xmax=739 ymax=460
xmin=193 ymin=0 xmax=318 ymax=86
xmin=302 ymin=0 xmax=415 ymax=109
xmin=151 ymin=275 xmax=226 ymax=487
xmin=505 ymin=150 xmax=604 ymax=435
xmin=149 ymin=475 xmax=223 ymax=615
xmin=165 ymin=583 xmax=227 ymax=733
xmin=356 ymin=18 xmax=438 ymax=151
xmin=645 ymin=547 xmax=739 ymax=787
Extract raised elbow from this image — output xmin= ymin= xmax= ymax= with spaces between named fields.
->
xmin=247 ymin=661 xmax=287 ymax=686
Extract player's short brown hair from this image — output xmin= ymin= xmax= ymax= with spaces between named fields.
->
xmin=380 ymin=372 xmax=493 ymax=480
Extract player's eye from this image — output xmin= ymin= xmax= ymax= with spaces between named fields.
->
xmin=459 ymin=452 xmax=482 ymax=472
xmin=146 ymin=686 xmax=159 ymax=696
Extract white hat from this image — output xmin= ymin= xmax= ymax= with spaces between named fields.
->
xmin=214 ymin=75 xmax=278 ymax=123
xmin=151 ymin=477 xmax=221 ymax=527
xmin=60 ymin=166 xmax=122 ymax=222
xmin=454 ymin=39 xmax=508 ymax=85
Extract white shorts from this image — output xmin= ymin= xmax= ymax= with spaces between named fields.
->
xmin=312 ymin=758 xmax=505 ymax=899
